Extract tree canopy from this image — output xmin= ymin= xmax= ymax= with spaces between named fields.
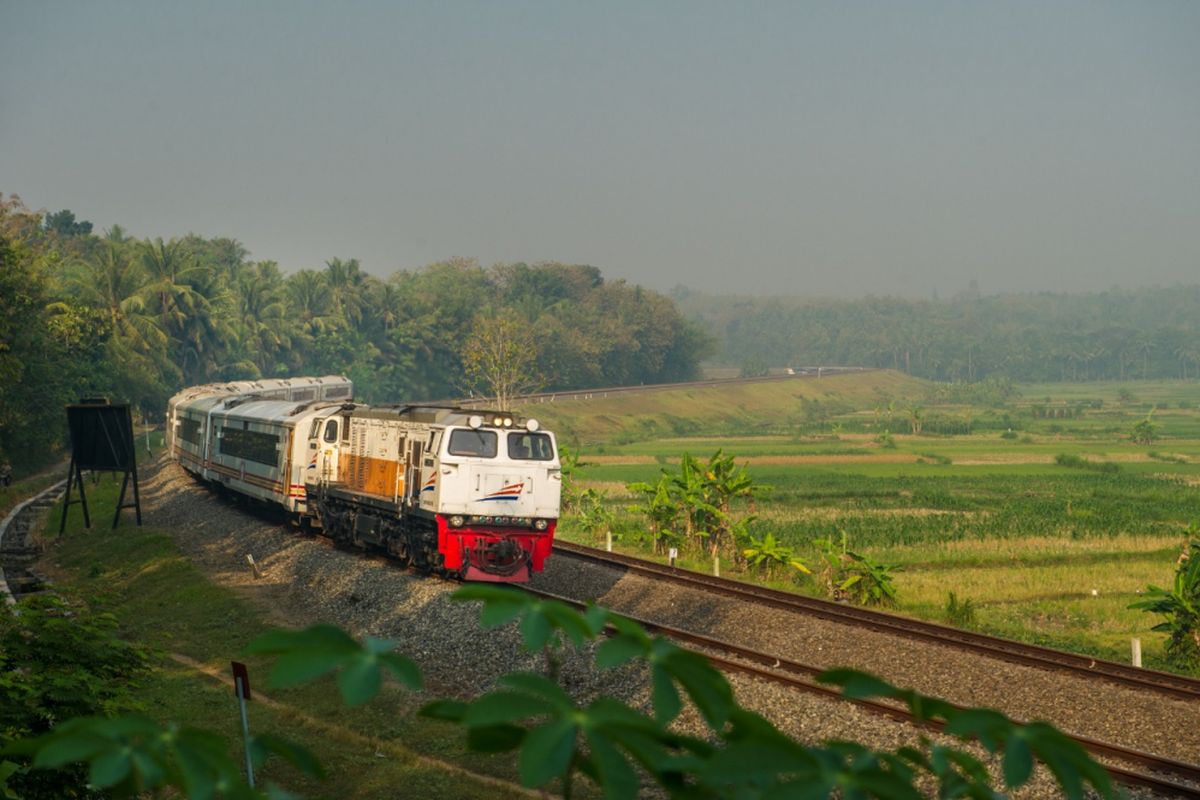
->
xmin=677 ymin=286 xmax=1200 ymax=382
xmin=0 ymin=193 xmax=710 ymax=471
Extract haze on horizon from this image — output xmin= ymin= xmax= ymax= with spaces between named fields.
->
xmin=2 ymin=1 xmax=1197 ymax=299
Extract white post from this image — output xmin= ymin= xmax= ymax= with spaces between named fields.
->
xmin=605 ymin=530 xmax=612 ymax=552
xmin=1131 ymin=638 xmax=1142 ymax=668
xmin=236 ymin=676 xmax=254 ymax=788
xmin=713 ymin=554 xmax=720 ymax=577
xmin=669 ymin=547 xmax=678 ymax=568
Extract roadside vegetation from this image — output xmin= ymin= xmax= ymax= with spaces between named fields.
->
xmin=552 ymin=374 xmax=1200 ymax=673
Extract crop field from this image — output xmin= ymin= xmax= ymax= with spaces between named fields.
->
xmin=538 ymin=373 xmax=1200 ymax=672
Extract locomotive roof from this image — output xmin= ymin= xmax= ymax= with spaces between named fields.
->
xmin=214 ymin=397 xmax=345 ymax=423
xmin=351 ymin=404 xmax=527 ymax=426
xmin=167 ymin=375 xmax=350 ymax=406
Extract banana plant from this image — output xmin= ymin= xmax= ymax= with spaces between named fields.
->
xmin=742 ymin=530 xmax=810 ymax=580
xmin=1130 ymin=538 xmax=1200 ymax=667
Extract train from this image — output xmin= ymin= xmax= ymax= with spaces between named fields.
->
xmin=166 ymin=376 xmax=560 ymax=581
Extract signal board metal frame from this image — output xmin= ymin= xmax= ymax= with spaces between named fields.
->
xmin=59 ymin=401 xmax=143 ymax=532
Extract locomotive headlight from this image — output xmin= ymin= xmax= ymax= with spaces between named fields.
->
xmin=534 ymin=518 xmax=549 ymax=531
xmin=449 ymin=515 xmax=465 ymax=528
xmin=503 ymin=417 xmax=513 ymax=427
xmin=525 ymin=419 xmax=540 ymax=432
xmin=468 ymin=415 xmax=483 ymax=429
xmin=493 ymin=416 xmax=503 ymax=427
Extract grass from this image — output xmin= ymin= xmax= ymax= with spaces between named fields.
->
xmin=38 ymin=471 xmax=529 ymax=800
xmin=551 ymin=374 xmax=1200 ymax=674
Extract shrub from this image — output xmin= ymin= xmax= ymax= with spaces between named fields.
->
xmin=742 ymin=531 xmax=810 ymax=580
xmin=1054 ymin=453 xmax=1120 ymax=474
xmin=813 ymin=532 xmax=900 ymax=607
xmin=945 ymin=591 xmax=977 ymax=626
xmin=1130 ymin=539 xmax=1200 ymax=670
xmin=0 ymin=595 xmax=150 ymax=799
xmin=1131 ymin=414 xmax=1158 ymax=445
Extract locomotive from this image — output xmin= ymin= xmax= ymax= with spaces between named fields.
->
xmin=166 ymin=377 xmax=560 ymax=581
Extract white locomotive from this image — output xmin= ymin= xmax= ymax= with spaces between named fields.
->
xmin=167 ymin=377 xmax=560 ymax=581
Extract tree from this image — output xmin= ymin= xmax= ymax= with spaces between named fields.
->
xmin=1131 ymin=412 xmax=1158 ymax=445
xmin=43 ymin=209 xmax=93 ymax=238
xmin=460 ymin=311 xmax=542 ymax=410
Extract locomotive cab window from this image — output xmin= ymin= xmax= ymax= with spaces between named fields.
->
xmin=508 ymin=432 xmax=555 ymax=461
xmin=448 ymin=429 xmax=497 ymax=458
xmin=324 ymin=419 xmax=338 ymax=443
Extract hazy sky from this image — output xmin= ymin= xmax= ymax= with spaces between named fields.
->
xmin=3 ymin=2 xmax=1198 ymax=297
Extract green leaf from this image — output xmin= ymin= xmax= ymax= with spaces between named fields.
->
xmin=32 ymin=731 xmax=109 ymax=768
xmin=519 ymin=719 xmax=577 ymax=787
xmin=452 ymin=585 xmax=530 ymax=628
xmin=819 ymin=668 xmax=901 ymax=700
xmin=501 ymin=673 xmax=574 ymax=708
xmin=1002 ymin=735 xmax=1033 ymax=787
xmin=379 ymin=652 xmax=422 ymax=690
xmin=336 ymin=654 xmax=381 ymax=707
xmin=129 ymin=748 xmax=167 ymax=791
xmin=87 ymin=748 xmax=132 ymax=788
xmin=520 ymin=608 xmax=552 ymax=651
xmin=584 ymin=731 xmax=639 ymax=800
xmin=250 ymin=733 xmax=325 ymax=778
xmin=419 ymin=700 xmax=467 ymax=722
xmin=269 ymin=649 xmax=348 ymax=688
xmin=596 ymin=635 xmax=645 ymax=669
xmin=247 ymin=624 xmax=357 ymax=656
xmin=173 ymin=742 xmax=219 ymax=800
xmin=465 ymin=691 xmax=553 ymax=726
xmin=650 ymin=668 xmax=681 ymax=724
xmin=466 ymin=723 xmax=525 ymax=753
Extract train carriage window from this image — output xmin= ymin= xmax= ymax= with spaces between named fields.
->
xmin=448 ymin=429 xmax=497 ymax=458
xmin=218 ymin=426 xmax=280 ymax=466
xmin=324 ymin=419 xmax=339 ymax=443
xmin=179 ymin=417 xmax=203 ymax=446
xmin=507 ymin=432 xmax=555 ymax=461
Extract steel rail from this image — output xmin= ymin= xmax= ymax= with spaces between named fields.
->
xmin=553 ymin=540 xmax=1200 ymax=702
xmin=523 ymin=584 xmax=1200 ymax=799
xmin=434 ymin=367 xmax=876 ymax=408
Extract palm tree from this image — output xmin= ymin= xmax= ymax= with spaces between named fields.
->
xmin=61 ymin=242 xmax=167 ymax=359
xmin=234 ymin=261 xmax=291 ymax=376
xmin=324 ymin=257 xmax=366 ymax=330
xmin=287 ymin=270 xmax=335 ymax=334
xmin=138 ymin=237 xmax=203 ymax=340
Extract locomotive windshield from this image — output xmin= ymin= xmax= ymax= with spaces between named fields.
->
xmin=508 ymin=432 xmax=554 ymax=461
xmin=448 ymin=428 xmax=497 ymax=458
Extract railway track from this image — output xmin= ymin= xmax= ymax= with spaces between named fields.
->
xmin=0 ymin=480 xmax=66 ymax=606
xmin=445 ymin=367 xmax=873 ymax=408
xmin=522 ymin=582 xmax=1200 ymax=799
xmin=553 ymin=540 xmax=1200 ymax=703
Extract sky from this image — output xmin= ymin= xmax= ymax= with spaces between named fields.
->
xmin=2 ymin=1 xmax=1198 ymax=298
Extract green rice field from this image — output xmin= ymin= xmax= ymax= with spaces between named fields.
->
xmin=531 ymin=372 xmax=1200 ymax=673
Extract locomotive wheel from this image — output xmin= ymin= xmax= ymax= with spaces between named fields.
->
xmin=388 ymin=534 xmax=411 ymax=567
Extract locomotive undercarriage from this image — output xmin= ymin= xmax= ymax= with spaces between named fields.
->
xmin=310 ymin=488 xmax=458 ymax=577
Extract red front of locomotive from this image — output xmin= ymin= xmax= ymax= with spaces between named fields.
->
xmin=435 ymin=515 xmax=556 ymax=582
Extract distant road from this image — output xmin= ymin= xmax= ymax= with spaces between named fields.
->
xmin=451 ymin=366 xmax=874 ymax=408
